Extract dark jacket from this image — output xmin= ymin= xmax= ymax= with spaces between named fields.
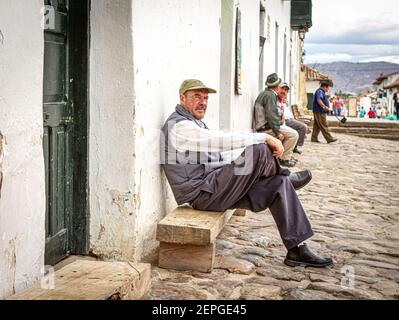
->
xmin=394 ymin=92 xmax=399 ymax=107
xmin=253 ymin=88 xmax=282 ymax=135
xmin=313 ymin=87 xmax=329 ymax=114
xmin=161 ymin=105 xmax=223 ymax=205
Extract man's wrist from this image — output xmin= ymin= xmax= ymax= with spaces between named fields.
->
xmin=265 ymin=134 xmax=276 ymax=144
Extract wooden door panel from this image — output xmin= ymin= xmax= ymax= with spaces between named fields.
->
xmin=43 ymin=0 xmax=70 ymax=265
xmin=43 ymin=0 xmax=89 ymax=265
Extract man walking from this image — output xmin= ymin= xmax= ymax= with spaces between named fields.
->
xmin=311 ymin=80 xmax=337 ymax=143
xmin=161 ymin=79 xmax=333 ymax=268
xmin=253 ymin=73 xmax=299 ymax=167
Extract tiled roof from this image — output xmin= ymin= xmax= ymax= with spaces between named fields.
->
xmin=373 ymin=71 xmax=399 ymax=85
xmin=302 ymin=64 xmax=332 ymax=81
xmin=383 ymin=78 xmax=399 ymax=89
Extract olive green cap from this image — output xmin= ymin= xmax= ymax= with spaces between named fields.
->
xmin=265 ymin=73 xmax=282 ymax=88
xmin=320 ymin=79 xmax=333 ymax=87
xmin=179 ymin=79 xmax=217 ymax=95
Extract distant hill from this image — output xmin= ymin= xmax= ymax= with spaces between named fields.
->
xmin=308 ymin=61 xmax=399 ymax=95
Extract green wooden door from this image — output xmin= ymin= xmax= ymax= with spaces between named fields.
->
xmin=307 ymin=93 xmax=314 ymax=110
xmin=43 ymin=0 xmax=72 ymax=266
xmin=43 ymin=0 xmax=89 ymax=266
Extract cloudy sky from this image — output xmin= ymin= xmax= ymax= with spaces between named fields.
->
xmin=304 ymin=0 xmax=399 ymax=64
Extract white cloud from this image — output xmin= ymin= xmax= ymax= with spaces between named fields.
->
xmin=304 ymin=53 xmax=354 ymax=64
xmin=305 ymin=0 xmax=399 ymax=63
xmin=361 ymin=56 xmax=399 ymax=64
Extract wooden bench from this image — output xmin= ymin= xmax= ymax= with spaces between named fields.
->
xmin=7 ymin=260 xmax=151 ymax=300
xmin=156 ymin=206 xmax=246 ymax=273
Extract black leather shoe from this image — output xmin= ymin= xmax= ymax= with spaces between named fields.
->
xmin=327 ymin=138 xmax=338 ymax=144
xmin=293 ymin=147 xmax=302 ymax=154
xmin=280 ymin=159 xmax=296 ymax=168
xmin=289 ymin=169 xmax=312 ymax=190
xmin=311 ymin=139 xmax=321 ymax=143
xmin=284 ymin=244 xmax=334 ymax=268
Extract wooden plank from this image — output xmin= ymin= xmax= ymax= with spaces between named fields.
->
xmin=7 ymin=260 xmax=151 ymax=300
xmin=159 ymin=242 xmax=215 ymax=273
xmin=233 ymin=209 xmax=247 ymax=217
xmin=156 ymin=207 xmax=234 ymax=245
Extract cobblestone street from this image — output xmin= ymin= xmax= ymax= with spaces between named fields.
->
xmin=144 ymin=133 xmax=399 ymax=300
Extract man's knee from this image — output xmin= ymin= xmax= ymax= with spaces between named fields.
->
xmin=248 ymin=143 xmax=273 ymax=161
xmin=287 ymin=130 xmax=299 ymax=143
xmin=269 ymin=174 xmax=293 ymax=193
xmin=251 ymin=143 xmax=270 ymax=154
xmin=299 ymin=122 xmax=308 ymax=133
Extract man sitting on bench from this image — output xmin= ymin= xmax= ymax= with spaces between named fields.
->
xmin=161 ymin=79 xmax=333 ymax=268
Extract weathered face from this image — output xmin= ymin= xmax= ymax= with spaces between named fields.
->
xmin=180 ymin=89 xmax=209 ymax=120
xmin=278 ymin=86 xmax=289 ymax=100
xmin=322 ymin=85 xmax=329 ymax=92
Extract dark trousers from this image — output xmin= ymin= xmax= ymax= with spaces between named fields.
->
xmin=285 ymin=118 xmax=308 ymax=147
xmin=312 ymin=112 xmax=334 ymax=142
xmin=396 ymin=105 xmax=399 ymax=117
xmin=191 ymin=144 xmax=314 ymax=250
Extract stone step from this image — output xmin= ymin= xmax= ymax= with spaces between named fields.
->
xmin=329 ymin=127 xmax=399 ymax=134
xmin=303 ymin=118 xmax=399 ymax=129
xmin=303 ymin=118 xmax=399 ymax=140
xmin=327 ymin=120 xmax=399 ymax=129
xmin=333 ymin=133 xmax=399 ymax=141
xmin=7 ymin=260 xmax=151 ymax=300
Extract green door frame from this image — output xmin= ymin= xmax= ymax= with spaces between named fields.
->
xmin=68 ymin=0 xmax=90 ymax=256
xmin=43 ymin=0 xmax=90 ymax=265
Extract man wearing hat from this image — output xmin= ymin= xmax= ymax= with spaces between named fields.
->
xmin=160 ymin=79 xmax=333 ymax=268
xmin=312 ymin=80 xmax=338 ymax=143
xmin=253 ymin=73 xmax=299 ymax=167
xmin=278 ymin=82 xmax=309 ymax=154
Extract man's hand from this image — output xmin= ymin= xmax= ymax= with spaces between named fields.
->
xmin=265 ymin=135 xmax=284 ymax=158
xmin=277 ymin=133 xmax=285 ymax=142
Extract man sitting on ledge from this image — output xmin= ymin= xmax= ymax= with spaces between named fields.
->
xmin=161 ymin=79 xmax=333 ymax=268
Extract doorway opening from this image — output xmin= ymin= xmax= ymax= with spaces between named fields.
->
xmin=43 ymin=0 xmax=90 ymax=266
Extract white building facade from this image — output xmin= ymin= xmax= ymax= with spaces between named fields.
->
xmin=374 ymin=71 xmax=399 ymax=115
xmin=0 ymin=0 xmax=309 ymax=298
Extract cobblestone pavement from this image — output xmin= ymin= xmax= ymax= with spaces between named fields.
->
xmin=144 ymin=133 xmax=399 ymax=300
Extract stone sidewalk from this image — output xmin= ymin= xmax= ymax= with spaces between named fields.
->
xmin=143 ymin=133 xmax=399 ymax=300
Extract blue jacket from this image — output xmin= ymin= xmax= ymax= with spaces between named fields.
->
xmin=313 ymin=88 xmax=329 ymax=114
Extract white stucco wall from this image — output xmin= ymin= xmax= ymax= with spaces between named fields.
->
xmin=89 ymin=0 xmax=137 ymax=260
xmin=382 ymin=72 xmax=399 ymax=115
xmin=131 ymin=0 xmax=221 ymax=260
xmin=307 ymin=80 xmax=320 ymax=94
xmin=229 ymin=0 xmax=295 ymax=131
xmin=290 ymin=32 xmax=303 ymax=107
xmin=0 ymin=0 xmax=45 ymax=299
xmin=129 ymin=0 xmax=301 ymax=260
xmin=230 ymin=0 xmax=262 ymax=132
xmin=262 ymin=0 xmax=291 ymax=80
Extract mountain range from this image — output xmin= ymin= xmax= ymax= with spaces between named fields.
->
xmin=307 ymin=61 xmax=399 ymax=95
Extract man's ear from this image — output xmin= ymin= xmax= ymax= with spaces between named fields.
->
xmin=180 ymin=93 xmax=186 ymax=106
